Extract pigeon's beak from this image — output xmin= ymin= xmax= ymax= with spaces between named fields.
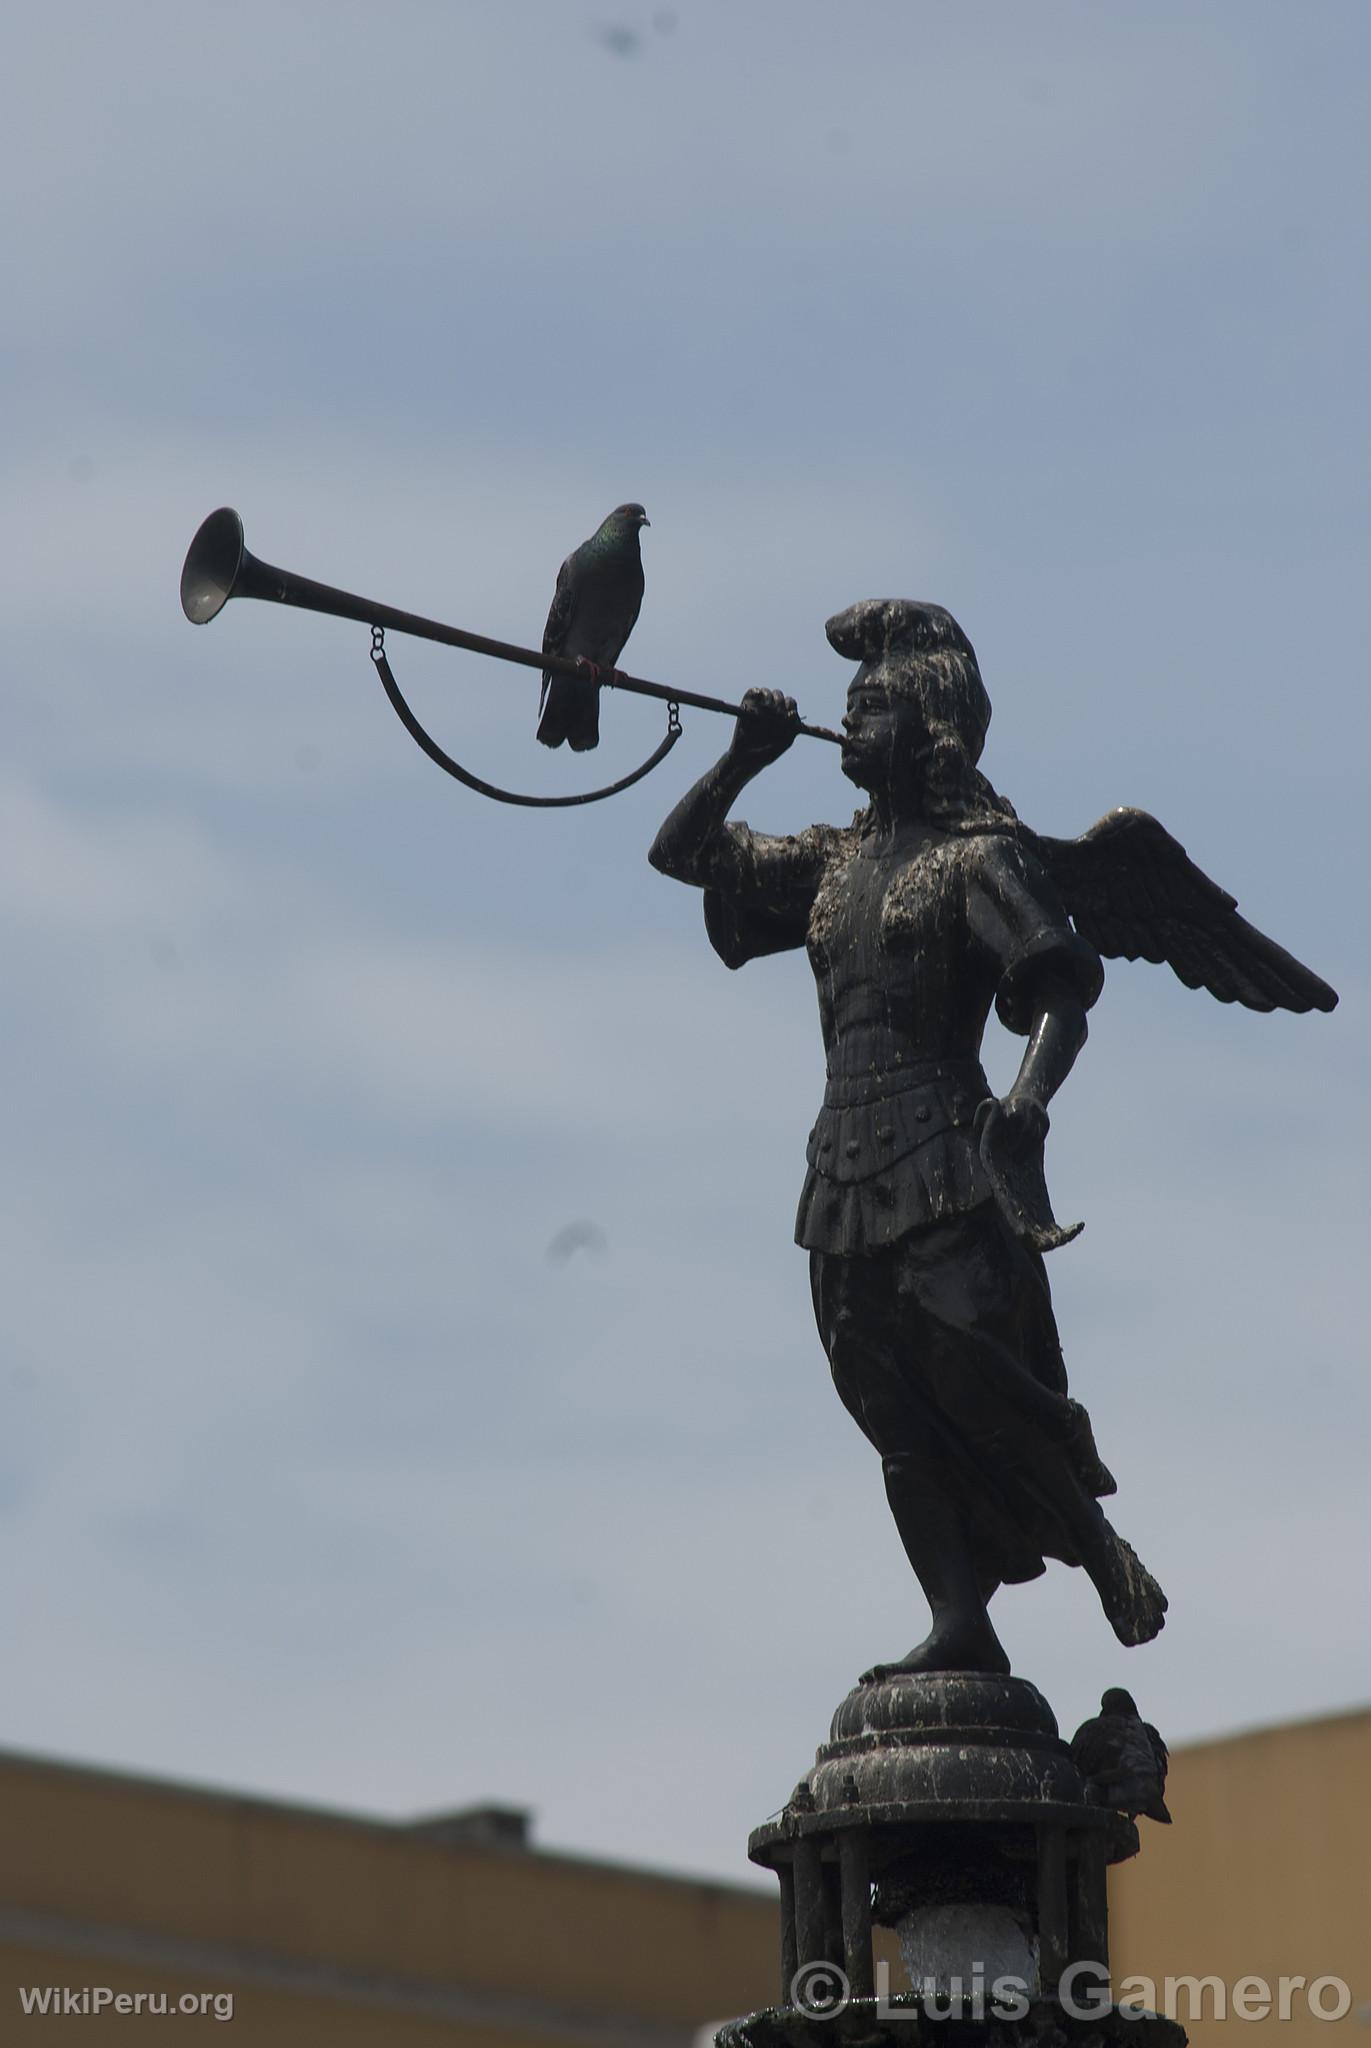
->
xmin=639 ymin=514 xmax=650 ymax=528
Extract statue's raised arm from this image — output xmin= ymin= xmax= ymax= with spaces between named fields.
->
xmin=650 ymin=686 xmax=851 ymax=967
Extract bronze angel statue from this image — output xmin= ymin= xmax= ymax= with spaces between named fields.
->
xmin=649 ymin=599 xmax=1336 ymax=1683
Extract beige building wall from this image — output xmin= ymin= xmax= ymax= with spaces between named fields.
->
xmin=0 ymin=1750 xmax=776 ymax=2045
xmin=1110 ymin=1707 xmax=1370 ymax=2048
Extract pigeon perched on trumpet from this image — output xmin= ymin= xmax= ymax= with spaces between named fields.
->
xmin=537 ymin=503 xmax=649 ymax=751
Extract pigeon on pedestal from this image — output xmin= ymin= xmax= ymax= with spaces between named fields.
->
xmin=1070 ymin=1688 xmax=1172 ymax=1823
xmin=537 ymin=503 xmax=649 ymax=751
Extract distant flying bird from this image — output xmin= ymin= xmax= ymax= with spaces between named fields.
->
xmin=545 ymin=1220 xmax=609 ymax=1265
xmin=1070 ymin=1688 xmax=1172 ymax=1824
xmin=537 ymin=503 xmax=649 ymax=751
xmin=593 ymin=22 xmax=642 ymax=57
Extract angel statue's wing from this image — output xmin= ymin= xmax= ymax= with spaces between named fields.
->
xmin=1031 ymin=808 xmax=1338 ymax=1014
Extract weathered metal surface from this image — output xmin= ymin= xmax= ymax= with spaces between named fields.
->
xmin=651 ymin=595 xmax=1334 ymax=1683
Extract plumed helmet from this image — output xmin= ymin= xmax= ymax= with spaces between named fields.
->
xmin=825 ymin=598 xmax=975 ymax=665
xmin=825 ymin=599 xmax=991 ymax=765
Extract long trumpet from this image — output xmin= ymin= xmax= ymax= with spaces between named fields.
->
xmin=179 ymin=507 xmax=842 ymax=743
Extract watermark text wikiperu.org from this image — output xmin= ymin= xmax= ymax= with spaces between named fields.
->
xmin=18 ymin=1986 xmax=234 ymax=2021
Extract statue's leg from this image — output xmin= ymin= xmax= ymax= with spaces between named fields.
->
xmin=907 ymin=1216 xmax=1166 ymax=1647
xmin=810 ymin=1250 xmax=1010 ymax=1680
xmin=863 ymin=1450 xmax=1011 ymax=1680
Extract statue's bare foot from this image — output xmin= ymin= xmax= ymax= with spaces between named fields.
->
xmin=1092 ymin=1530 xmax=1168 ymax=1647
xmin=860 ymin=1622 xmax=1010 ymax=1686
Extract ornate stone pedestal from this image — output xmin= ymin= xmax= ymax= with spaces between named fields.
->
xmin=719 ymin=1674 xmax=1184 ymax=2048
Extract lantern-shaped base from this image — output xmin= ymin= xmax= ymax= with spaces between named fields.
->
xmin=726 ymin=1672 xmax=1179 ymax=2048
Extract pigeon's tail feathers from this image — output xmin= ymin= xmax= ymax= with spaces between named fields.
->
xmin=536 ymin=676 xmax=600 ymax=752
xmin=567 ymin=697 xmax=601 ymax=751
xmin=536 ymin=676 xmax=568 ymax=749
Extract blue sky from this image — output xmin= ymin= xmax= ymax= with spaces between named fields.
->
xmin=3 ymin=1 xmax=1368 ymax=1881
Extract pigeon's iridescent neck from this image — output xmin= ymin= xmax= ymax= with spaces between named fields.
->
xmin=591 ymin=517 xmax=640 ymax=553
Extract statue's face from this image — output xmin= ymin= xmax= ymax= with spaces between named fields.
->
xmin=840 ymin=663 xmax=924 ymax=794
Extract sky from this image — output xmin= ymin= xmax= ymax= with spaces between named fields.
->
xmin=2 ymin=1 xmax=1368 ymax=1886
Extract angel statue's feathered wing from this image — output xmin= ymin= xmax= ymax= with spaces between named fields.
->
xmin=1028 ymin=808 xmax=1338 ymax=1015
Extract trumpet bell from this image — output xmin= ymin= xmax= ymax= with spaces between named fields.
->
xmin=181 ymin=506 xmax=246 ymax=624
